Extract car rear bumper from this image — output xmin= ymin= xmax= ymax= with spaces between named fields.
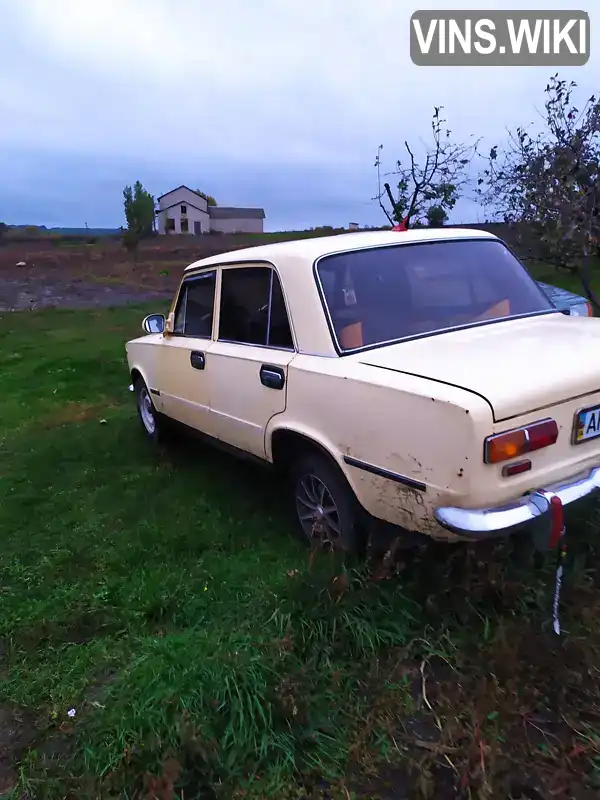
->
xmin=434 ymin=466 xmax=600 ymax=539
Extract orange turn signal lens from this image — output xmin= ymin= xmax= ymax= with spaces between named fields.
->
xmin=486 ymin=429 xmax=527 ymax=463
xmin=484 ymin=419 xmax=558 ymax=464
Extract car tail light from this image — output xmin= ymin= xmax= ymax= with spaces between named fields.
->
xmin=484 ymin=418 xmax=558 ymax=464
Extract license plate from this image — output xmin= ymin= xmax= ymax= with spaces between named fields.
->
xmin=574 ymin=404 xmax=600 ymax=443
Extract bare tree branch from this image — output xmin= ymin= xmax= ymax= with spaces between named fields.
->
xmin=375 ymin=107 xmax=479 ymax=228
xmin=374 ymin=145 xmax=394 ymax=225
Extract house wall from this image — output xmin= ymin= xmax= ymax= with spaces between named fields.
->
xmin=157 ymin=206 xmax=210 ymax=235
xmin=157 ymin=187 xmax=208 ymax=212
xmin=210 ymin=216 xmax=264 ymax=234
xmin=157 ymin=211 xmax=169 ymax=235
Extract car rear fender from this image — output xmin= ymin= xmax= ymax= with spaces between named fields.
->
xmin=267 ymin=358 xmax=493 ymax=535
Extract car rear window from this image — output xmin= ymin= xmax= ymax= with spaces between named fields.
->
xmin=316 ymin=239 xmax=555 ymax=351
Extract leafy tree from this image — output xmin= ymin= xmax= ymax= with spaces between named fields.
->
xmin=375 ymin=107 xmax=477 ymax=227
xmin=426 ymin=205 xmax=448 ymax=227
xmin=196 ymin=190 xmax=217 ymax=206
xmin=478 ymin=75 xmax=600 ymax=307
xmin=122 ymin=181 xmax=155 ymax=254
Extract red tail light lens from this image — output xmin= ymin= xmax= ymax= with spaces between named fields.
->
xmin=502 ymin=459 xmax=532 ymax=477
xmin=484 ymin=418 xmax=558 ymax=464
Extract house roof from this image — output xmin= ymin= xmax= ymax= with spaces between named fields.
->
xmin=209 ymin=206 xmax=265 ymax=219
xmin=156 ymin=185 xmax=206 ymax=202
xmin=159 ymin=200 xmax=209 ymax=214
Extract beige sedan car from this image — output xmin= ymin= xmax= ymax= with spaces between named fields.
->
xmin=126 ymin=229 xmax=600 ymax=552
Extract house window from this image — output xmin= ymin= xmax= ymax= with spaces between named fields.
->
xmin=218 ymin=266 xmax=294 ymax=349
xmin=166 ymin=217 xmax=176 ymax=232
xmin=173 ymin=270 xmax=216 ymax=337
xmin=181 ymin=205 xmax=187 ymax=214
xmin=181 ymin=218 xmax=189 ymax=233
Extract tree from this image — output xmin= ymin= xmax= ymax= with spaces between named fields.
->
xmin=0 ymin=222 xmax=8 ymax=241
xmin=122 ymin=181 xmax=155 ymax=254
xmin=196 ymin=190 xmax=217 ymax=206
xmin=426 ymin=205 xmax=448 ymax=227
xmin=375 ymin=107 xmax=477 ymax=227
xmin=478 ymin=75 xmax=600 ymax=307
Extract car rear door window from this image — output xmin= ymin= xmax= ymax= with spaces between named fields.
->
xmin=267 ymin=271 xmax=294 ymax=348
xmin=218 ymin=266 xmax=294 ymax=349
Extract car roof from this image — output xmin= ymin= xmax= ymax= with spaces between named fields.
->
xmin=183 ymin=227 xmax=498 ymax=272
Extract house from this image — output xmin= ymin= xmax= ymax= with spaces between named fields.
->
xmin=156 ymin=186 xmax=265 ymax=235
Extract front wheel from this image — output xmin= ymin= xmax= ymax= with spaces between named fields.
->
xmin=290 ymin=453 xmax=362 ymax=553
xmin=134 ymin=378 xmax=165 ymax=443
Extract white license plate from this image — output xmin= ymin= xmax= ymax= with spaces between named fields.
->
xmin=574 ymin=404 xmax=600 ymax=443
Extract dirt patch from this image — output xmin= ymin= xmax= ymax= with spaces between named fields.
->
xmin=0 ymin=236 xmax=261 ymax=311
xmin=40 ymin=401 xmax=117 ymax=428
xmin=0 ymin=276 xmax=171 ymax=312
xmin=0 ymin=239 xmax=187 ymax=311
xmin=0 ymin=704 xmax=38 ymax=793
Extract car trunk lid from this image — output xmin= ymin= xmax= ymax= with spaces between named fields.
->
xmin=357 ymin=313 xmax=600 ymax=422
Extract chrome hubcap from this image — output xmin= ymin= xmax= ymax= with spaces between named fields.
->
xmin=296 ymin=474 xmax=340 ymax=548
xmin=139 ymin=387 xmax=156 ymax=434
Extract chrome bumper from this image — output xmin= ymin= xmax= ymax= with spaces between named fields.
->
xmin=434 ymin=466 xmax=600 ymax=539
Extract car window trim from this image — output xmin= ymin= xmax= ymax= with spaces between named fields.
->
xmin=171 ymin=268 xmax=217 ymax=339
xmin=216 ymin=263 xmax=296 ymax=351
xmin=265 ymin=268 xmax=274 ymax=347
xmin=175 ymin=283 xmax=188 ymax=334
xmin=312 ymin=237 xmax=560 ymax=356
xmin=216 ymin=339 xmax=295 ymax=352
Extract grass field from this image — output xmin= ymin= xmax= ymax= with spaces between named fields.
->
xmin=526 ymin=262 xmax=600 ymax=298
xmin=2 ymin=304 xmax=600 ymax=799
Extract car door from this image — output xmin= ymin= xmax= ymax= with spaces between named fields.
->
xmin=207 ymin=264 xmax=296 ymax=458
xmin=157 ymin=269 xmax=218 ymax=435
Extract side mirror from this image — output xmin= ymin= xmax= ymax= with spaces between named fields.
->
xmin=142 ymin=314 xmax=165 ymax=334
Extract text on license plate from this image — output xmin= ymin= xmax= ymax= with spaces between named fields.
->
xmin=575 ymin=404 xmax=600 ymax=443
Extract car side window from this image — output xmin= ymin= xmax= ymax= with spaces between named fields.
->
xmin=173 ymin=270 xmax=216 ymax=338
xmin=268 ymin=271 xmax=294 ymax=348
xmin=218 ymin=266 xmax=294 ymax=349
xmin=173 ymin=285 xmax=188 ymax=334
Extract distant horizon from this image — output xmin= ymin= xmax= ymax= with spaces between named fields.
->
xmin=3 ymin=219 xmax=507 ymax=237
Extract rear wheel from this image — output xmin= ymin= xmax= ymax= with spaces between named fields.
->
xmin=290 ymin=453 xmax=362 ymax=553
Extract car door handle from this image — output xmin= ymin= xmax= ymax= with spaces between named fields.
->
xmin=190 ymin=351 xmax=205 ymax=370
xmin=260 ymin=364 xmax=285 ymax=390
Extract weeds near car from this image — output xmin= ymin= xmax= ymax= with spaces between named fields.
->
xmin=1 ymin=305 xmax=600 ymax=799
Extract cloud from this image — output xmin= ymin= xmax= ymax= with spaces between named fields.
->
xmin=0 ymin=0 xmax=597 ymax=228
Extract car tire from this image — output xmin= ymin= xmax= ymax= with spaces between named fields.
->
xmin=134 ymin=378 xmax=166 ymax=444
xmin=290 ymin=453 xmax=362 ymax=554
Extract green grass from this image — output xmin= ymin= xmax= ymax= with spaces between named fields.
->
xmin=526 ymin=259 xmax=600 ymax=298
xmin=2 ymin=302 xmax=600 ymax=799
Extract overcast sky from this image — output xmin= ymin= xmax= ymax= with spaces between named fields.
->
xmin=0 ymin=0 xmax=597 ymax=231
